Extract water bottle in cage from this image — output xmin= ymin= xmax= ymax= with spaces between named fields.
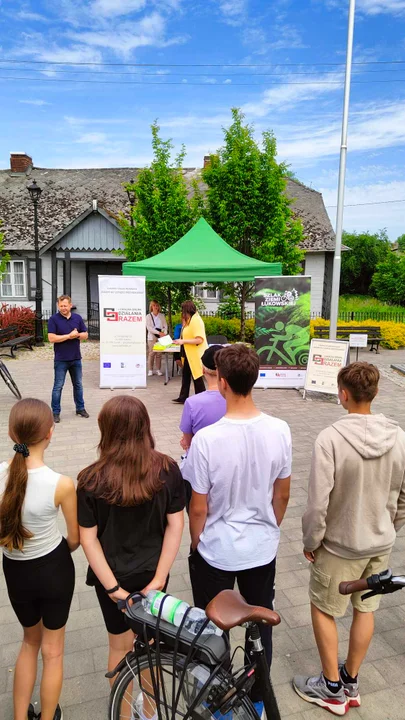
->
xmin=142 ymin=591 xmax=223 ymax=636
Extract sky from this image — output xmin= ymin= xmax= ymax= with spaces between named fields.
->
xmin=0 ymin=0 xmax=404 ymax=240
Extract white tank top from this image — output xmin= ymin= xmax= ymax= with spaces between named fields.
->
xmin=0 ymin=461 xmax=63 ymax=560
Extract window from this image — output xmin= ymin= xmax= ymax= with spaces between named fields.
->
xmin=1 ymin=260 xmax=26 ymax=297
xmin=206 ymin=288 xmax=218 ymax=299
xmin=194 ymin=284 xmax=204 ymax=298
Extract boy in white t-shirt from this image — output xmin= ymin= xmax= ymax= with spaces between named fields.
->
xmin=183 ymin=344 xmax=292 ymax=698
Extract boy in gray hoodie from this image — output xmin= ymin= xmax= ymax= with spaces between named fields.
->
xmin=293 ymin=362 xmax=405 ymax=716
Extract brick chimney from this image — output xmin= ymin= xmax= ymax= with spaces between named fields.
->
xmin=203 ymin=155 xmax=211 ymax=168
xmin=10 ymin=152 xmax=33 ymax=174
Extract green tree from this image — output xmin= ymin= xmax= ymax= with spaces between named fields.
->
xmin=202 ymin=108 xmax=304 ymax=339
xmin=340 ymin=230 xmax=391 ymax=295
xmin=0 ymin=224 xmax=10 ymax=279
xmin=371 ymin=253 xmax=405 ymax=306
xmin=119 ymin=122 xmax=201 ymax=332
xmin=396 ymin=234 xmax=405 ymax=253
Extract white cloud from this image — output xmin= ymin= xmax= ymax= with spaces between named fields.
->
xmin=276 ymin=101 xmax=405 ymax=166
xmin=16 ymin=10 xmax=50 ymax=22
xmin=67 ymin=12 xmax=186 ymax=55
xmin=65 ymin=116 xmax=130 ymax=125
xmin=327 ymin=0 xmax=405 ymax=14
xmin=13 ymin=33 xmax=103 ymax=64
xmin=19 ymin=99 xmax=51 ymax=106
xmin=358 ymin=0 xmax=405 ymax=13
xmin=242 ymin=71 xmax=344 ymax=118
xmin=75 ymin=132 xmax=108 ymax=144
xmin=321 ymin=181 xmax=405 ymax=240
xmin=218 ymin=0 xmax=247 ymax=24
xmin=90 ymin=0 xmax=147 ymax=18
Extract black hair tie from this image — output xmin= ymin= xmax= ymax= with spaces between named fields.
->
xmin=13 ymin=443 xmax=30 ymax=458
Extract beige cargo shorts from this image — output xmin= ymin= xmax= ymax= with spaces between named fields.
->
xmin=309 ymin=545 xmax=391 ymax=617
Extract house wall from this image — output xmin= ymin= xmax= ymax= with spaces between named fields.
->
xmin=304 ymin=252 xmax=325 ymax=316
xmin=70 ymin=261 xmax=87 ymax=318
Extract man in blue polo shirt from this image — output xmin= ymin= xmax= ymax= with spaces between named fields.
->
xmin=48 ymin=295 xmax=89 ymax=423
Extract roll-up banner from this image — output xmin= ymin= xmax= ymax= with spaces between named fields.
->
xmin=254 ymin=276 xmax=311 ymax=388
xmin=99 ymin=275 xmax=147 ymax=389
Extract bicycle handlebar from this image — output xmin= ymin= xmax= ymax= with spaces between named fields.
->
xmin=339 ymin=578 xmax=369 ymax=595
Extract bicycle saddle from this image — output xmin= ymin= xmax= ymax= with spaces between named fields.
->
xmin=206 ymin=590 xmax=281 ymax=631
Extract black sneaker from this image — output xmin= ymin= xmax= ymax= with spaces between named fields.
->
xmin=53 ymin=414 xmax=60 ymax=424
xmin=76 ymin=409 xmax=90 ymax=418
xmin=37 ymin=705 xmax=63 ymax=720
xmin=172 ymin=398 xmax=185 ymax=404
xmin=28 ymin=704 xmax=37 ymax=720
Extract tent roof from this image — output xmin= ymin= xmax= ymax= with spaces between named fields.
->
xmin=122 ymin=218 xmax=282 ymax=281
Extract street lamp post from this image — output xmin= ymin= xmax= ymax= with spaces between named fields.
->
xmin=27 ymin=180 xmax=44 ymax=346
xmin=329 ymin=0 xmax=356 ymax=340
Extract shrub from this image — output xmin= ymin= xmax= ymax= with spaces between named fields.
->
xmin=0 ymin=303 xmax=35 ymax=336
xmin=171 ymin=314 xmax=255 ymax=344
xmin=310 ymin=318 xmax=405 ymax=350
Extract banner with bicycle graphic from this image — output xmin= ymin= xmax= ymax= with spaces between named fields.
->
xmin=254 ymin=276 xmax=311 ymax=388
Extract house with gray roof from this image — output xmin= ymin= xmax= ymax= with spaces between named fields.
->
xmin=0 ymin=152 xmax=335 ymax=324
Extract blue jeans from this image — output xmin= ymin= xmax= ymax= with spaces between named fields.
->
xmin=52 ymin=360 xmax=85 ymax=415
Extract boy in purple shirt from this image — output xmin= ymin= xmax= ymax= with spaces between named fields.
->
xmin=180 ymin=345 xmax=226 ymax=506
xmin=180 ymin=345 xmax=226 ymax=451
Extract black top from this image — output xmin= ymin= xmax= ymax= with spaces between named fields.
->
xmin=77 ymin=463 xmax=186 ymax=586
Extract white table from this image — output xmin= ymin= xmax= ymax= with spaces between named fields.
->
xmin=153 ymin=346 xmax=181 ymax=385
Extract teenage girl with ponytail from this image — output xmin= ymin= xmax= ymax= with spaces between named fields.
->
xmin=0 ymin=398 xmax=79 ymax=720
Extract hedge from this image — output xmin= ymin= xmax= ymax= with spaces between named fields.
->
xmin=310 ymin=318 xmax=405 ymax=350
xmin=0 ymin=303 xmax=35 ymax=336
xmin=172 ymin=314 xmax=255 ymax=344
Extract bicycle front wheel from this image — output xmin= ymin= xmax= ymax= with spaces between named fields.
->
xmin=109 ymin=651 xmax=260 ymax=720
xmin=0 ymin=362 xmax=22 ymax=399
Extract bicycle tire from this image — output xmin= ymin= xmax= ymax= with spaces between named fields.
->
xmin=0 ymin=362 xmax=22 ymax=399
xmin=109 ymin=651 xmax=260 ymax=720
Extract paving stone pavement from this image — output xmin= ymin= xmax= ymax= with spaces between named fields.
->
xmin=1 ymin=347 xmax=405 ymax=719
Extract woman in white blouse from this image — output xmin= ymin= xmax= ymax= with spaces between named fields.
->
xmin=146 ymin=301 xmax=168 ymax=377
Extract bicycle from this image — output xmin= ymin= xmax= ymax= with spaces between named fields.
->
xmin=339 ymin=568 xmax=405 ymax=600
xmin=108 ymin=589 xmax=282 ymax=720
xmin=0 ymin=359 xmax=21 ymax=399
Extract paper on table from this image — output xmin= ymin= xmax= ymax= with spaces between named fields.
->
xmin=158 ymin=334 xmax=173 ymax=347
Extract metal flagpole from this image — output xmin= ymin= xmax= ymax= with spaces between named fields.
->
xmin=329 ymin=0 xmax=356 ymax=341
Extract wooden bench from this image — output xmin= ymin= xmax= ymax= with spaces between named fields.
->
xmin=0 ymin=324 xmax=35 ymax=359
xmin=313 ymin=325 xmax=382 ymax=353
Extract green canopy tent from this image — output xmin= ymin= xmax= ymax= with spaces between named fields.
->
xmin=122 ymin=218 xmax=282 ymax=281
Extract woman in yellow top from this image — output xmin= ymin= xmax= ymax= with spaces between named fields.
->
xmin=173 ymin=300 xmax=208 ymax=404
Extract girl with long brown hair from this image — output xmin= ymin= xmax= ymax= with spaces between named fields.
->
xmin=0 ymin=398 xmax=79 ymax=720
xmin=77 ymin=395 xmax=185 ymax=683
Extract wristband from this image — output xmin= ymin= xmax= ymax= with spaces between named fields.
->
xmin=105 ymin=583 xmax=120 ymax=595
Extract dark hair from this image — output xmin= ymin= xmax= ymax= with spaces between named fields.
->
xmin=0 ymin=399 xmax=54 ymax=552
xmin=338 ymin=362 xmax=380 ymax=403
xmin=77 ymin=395 xmax=171 ymax=506
xmin=181 ymin=301 xmax=197 ymax=321
xmin=215 ymin=344 xmax=259 ymax=396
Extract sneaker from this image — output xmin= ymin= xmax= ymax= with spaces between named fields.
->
xmin=76 ymin=409 xmax=90 ymax=418
xmin=37 ymin=705 xmax=63 ymax=720
xmin=148 ymin=370 xmax=153 ymax=377
xmin=53 ymin=414 xmax=60 ymax=424
xmin=339 ymin=663 xmax=361 ymax=707
xmin=293 ymin=673 xmax=349 ymax=716
xmin=156 ymin=371 xmax=163 ymax=376
xmin=172 ymin=398 xmax=185 ymax=404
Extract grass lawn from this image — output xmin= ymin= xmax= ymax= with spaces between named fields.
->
xmin=339 ymin=295 xmax=405 ymax=314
